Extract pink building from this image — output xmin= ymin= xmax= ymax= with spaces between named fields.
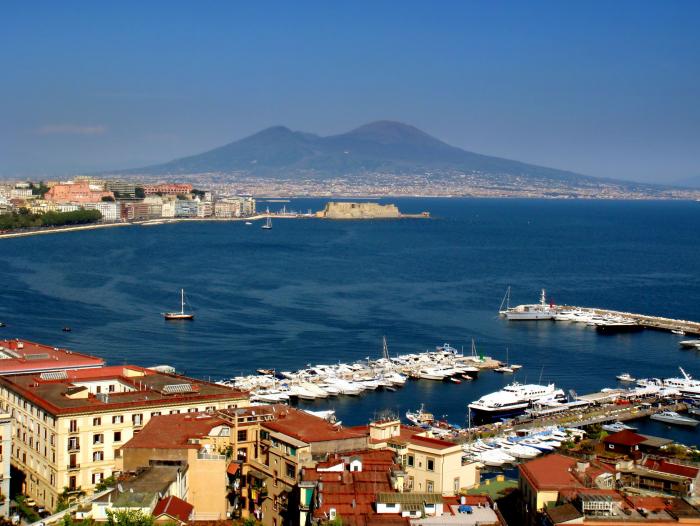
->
xmin=44 ymin=182 xmax=114 ymax=203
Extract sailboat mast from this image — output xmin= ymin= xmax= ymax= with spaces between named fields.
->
xmin=181 ymin=289 xmax=185 ymax=315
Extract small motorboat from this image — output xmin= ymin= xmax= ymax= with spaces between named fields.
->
xmin=616 ymin=373 xmax=636 ymax=382
xmin=245 ymin=221 xmax=253 ymax=225
xmin=672 ymin=329 xmax=686 ymax=335
xmin=461 ymin=374 xmax=473 ymax=381
xmin=450 ymin=377 xmax=462 ymax=384
xmin=62 ymin=327 xmax=72 ymax=332
xmin=0 ymin=322 xmax=6 ymax=328
xmin=602 ymin=421 xmax=637 ymax=432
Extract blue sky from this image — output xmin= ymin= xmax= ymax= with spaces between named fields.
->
xmin=1 ymin=0 xmax=699 ymax=182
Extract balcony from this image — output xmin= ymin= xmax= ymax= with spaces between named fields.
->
xmin=67 ymin=444 xmax=80 ymax=453
xmin=66 ymin=464 xmax=80 ymax=471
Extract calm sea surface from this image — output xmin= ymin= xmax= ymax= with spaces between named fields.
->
xmin=1 ymin=198 xmax=700 ymax=441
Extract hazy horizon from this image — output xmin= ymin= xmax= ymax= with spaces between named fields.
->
xmin=2 ymin=1 xmax=699 ymax=184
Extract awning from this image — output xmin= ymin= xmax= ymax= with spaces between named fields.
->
xmin=227 ymin=462 xmax=241 ymax=475
xmin=246 ymin=468 xmax=268 ymax=480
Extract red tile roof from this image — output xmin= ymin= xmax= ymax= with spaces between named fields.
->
xmin=303 ymin=450 xmax=400 ymax=526
xmin=355 ymin=423 xmax=456 ymax=450
xmin=263 ymin=407 xmax=367 ymax=443
xmin=153 ymin=496 xmax=193 ymax=523
xmin=603 ymin=429 xmax=647 ymax=446
xmin=122 ymin=413 xmax=227 ymax=450
xmin=643 ymin=459 xmax=700 ymax=479
xmin=519 ymin=454 xmax=581 ymax=492
xmin=0 ymin=339 xmax=104 ymax=374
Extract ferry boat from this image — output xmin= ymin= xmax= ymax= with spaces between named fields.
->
xmin=499 ymin=288 xmax=557 ymax=321
xmin=650 ymin=411 xmax=699 ymax=427
xmin=468 ymin=382 xmax=567 ymax=423
xmin=163 ymin=289 xmax=195 ymax=320
xmin=662 ymin=367 xmax=700 ymax=397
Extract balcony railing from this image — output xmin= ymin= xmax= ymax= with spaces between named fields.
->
xmin=67 ymin=464 xmax=80 ymax=471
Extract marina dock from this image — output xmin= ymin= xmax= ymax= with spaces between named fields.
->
xmin=569 ymin=306 xmax=700 ymax=336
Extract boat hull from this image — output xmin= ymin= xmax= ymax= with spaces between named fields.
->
xmin=164 ymin=313 xmax=194 ymax=320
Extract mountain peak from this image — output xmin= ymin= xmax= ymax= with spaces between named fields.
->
xmin=343 ymin=120 xmax=435 ymax=144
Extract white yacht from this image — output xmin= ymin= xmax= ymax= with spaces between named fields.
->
xmin=602 ymin=421 xmax=636 ymax=432
xmin=650 ymin=411 xmax=699 ymax=427
xmin=662 ymin=367 xmax=700 ymax=397
xmin=499 ymin=288 xmax=557 ymax=321
xmin=616 ymin=373 xmax=636 ymax=382
xmin=468 ymin=382 xmax=566 ymax=423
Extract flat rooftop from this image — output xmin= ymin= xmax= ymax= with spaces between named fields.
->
xmin=0 ymin=365 xmax=248 ymax=416
xmin=0 ymin=339 xmax=104 ymax=375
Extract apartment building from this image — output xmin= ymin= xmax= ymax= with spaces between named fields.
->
xmin=362 ymin=419 xmax=480 ymax=495
xmin=0 ymin=365 xmax=248 ymax=511
xmin=143 ymin=184 xmax=193 ymax=196
xmin=44 ymin=182 xmax=114 ymax=204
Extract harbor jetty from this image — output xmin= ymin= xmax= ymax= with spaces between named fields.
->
xmin=500 ymin=288 xmax=700 ymax=335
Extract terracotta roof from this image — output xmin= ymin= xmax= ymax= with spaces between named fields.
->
xmin=153 ymin=496 xmax=193 ymax=523
xmin=304 ymin=449 xmax=399 ymax=526
xmin=643 ymin=458 xmax=700 ymax=479
xmin=406 ymin=434 xmax=457 ymax=450
xmin=0 ymin=339 xmax=104 ymax=374
xmin=0 ymin=366 xmax=247 ymax=416
xmin=519 ymin=454 xmax=581 ymax=492
xmin=122 ymin=413 xmax=227 ymax=450
xmin=603 ymin=429 xmax=647 ymax=446
xmin=262 ymin=407 xmax=366 ymax=443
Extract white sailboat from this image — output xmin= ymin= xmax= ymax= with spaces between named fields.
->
xmin=163 ymin=289 xmax=194 ymax=320
xmin=262 ymin=208 xmax=272 ymax=229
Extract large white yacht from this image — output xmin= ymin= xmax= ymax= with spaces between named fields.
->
xmin=662 ymin=367 xmax=700 ymax=397
xmin=468 ymin=382 xmax=566 ymax=423
xmin=499 ymin=288 xmax=557 ymax=321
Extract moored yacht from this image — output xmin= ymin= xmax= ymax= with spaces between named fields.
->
xmin=650 ymin=411 xmax=699 ymax=427
xmin=499 ymin=288 xmax=557 ymax=321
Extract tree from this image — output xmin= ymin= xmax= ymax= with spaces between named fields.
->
xmin=56 ymin=486 xmax=86 ymax=512
xmin=105 ymin=509 xmax=155 ymax=526
xmin=135 ymin=187 xmax=145 ymax=198
xmin=95 ymin=475 xmax=117 ymax=492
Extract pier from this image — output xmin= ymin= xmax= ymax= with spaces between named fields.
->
xmin=570 ymin=306 xmax=700 ymax=336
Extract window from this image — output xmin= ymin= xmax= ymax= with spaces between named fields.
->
xmin=188 ymin=408 xmax=198 ymax=413
xmin=112 ymin=415 xmax=124 ymax=424
xmin=170 ymin=410 xmax=180 ymax=415
xmin=108 ymin=384 xmax=115 ymax=393
xmin=114 ymin=431 xmax=122 ymax=442
xmin=427 ymin=458 xmax=435 ymax=472
xmin=91 ymin=472 xmax=103 ymax=485
xmin=205 ymin=406 xmax=215 ymax=412
xmin=151 ymin=411 xmax=161 ymax=417
xmin=93 ymin=417 xmax=101 ymax=426
xmin=237 ymin=430 xmax=247 ymax=442
xmin=237 ymin=447 xmax=247 ymax=461
xmin=69 ymin=420 xmax=78 ymax=432
xmin=69 ymin=476 xmax=77 ymax=491
xmin=453 ymin=477 xmax=460 ymax=494
xmin=407 ymin=455 xmax=414 ymax=467
xmin=132 ymin=414 xmax=143 ymax=426
xmin=93 ymin=434 xmax=104 ymax=445
xmin=427 ymin=480 xmax=434 ymax=493
xmin=68 ymin=437 xmax=80 ymax=451
xmin=93 ymin=451 xmax=104 ymax=461
xmin=285 ymin=462 xmax=295 ymax=479
xmin=96 ymin=386 xmax=101 ymax=394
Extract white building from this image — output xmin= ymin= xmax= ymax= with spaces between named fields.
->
xmin=83 ymin=201 xmax=119 ymax=222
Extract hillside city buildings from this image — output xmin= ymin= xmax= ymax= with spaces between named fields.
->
xmin=0 ymin=338 xmax=501 ymax=526
xmin=0 ymin=177 xmax=256 ymax=225
xmin=4 ymin=338 xmax=700 ymax=525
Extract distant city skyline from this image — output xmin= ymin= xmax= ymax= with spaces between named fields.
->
xmin=1 ymin=0 xmax=699 ymax=183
